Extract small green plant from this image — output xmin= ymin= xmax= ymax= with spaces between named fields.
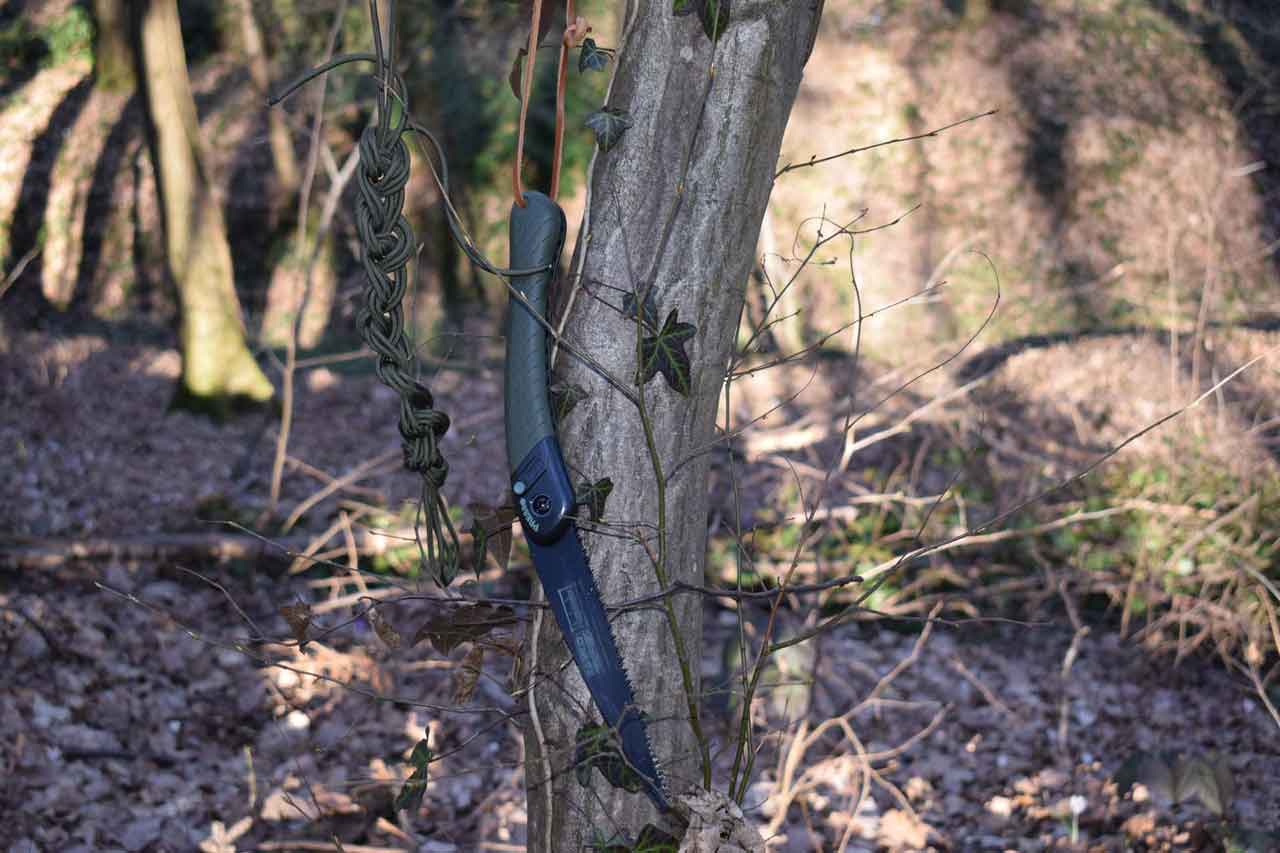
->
xmin=41 ymin=7 xmax=93 ymax=67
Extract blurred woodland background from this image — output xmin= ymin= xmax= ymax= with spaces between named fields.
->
xmin=2 ymin=0 xmax=1279 ymax=850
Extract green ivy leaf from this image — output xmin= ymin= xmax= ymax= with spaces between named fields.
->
xmin=574 ymin=721 xmax=646 ymax=793
xmin=1222 ymin=826 xmax=1280 ymax=852
xmin=395 ymin=739 xmax=433 ymax=813
xmin=579 ymin=37 xmax=614 ymax=73
xmin=1176 ymin=753 xmax=1233 ymax=816
xmin=470 ymin=516 xmax=488 ymax=573
xmin=673 ymin=0 xmax=730 ymax=40
xmin=585 ymin=107 xmax=632 ymax=152
xmin=698 ymin=0 xmax=731 ymax=41
xmin=1114 ymin=751 xmax=1178 ymax=804
xmin=596 ymin=825 xmax=680 ymax=853
xmin=623 ymin=289 xmax=659 ymax=331
xmin=551 ymin=380 xmax=589 ymax=423
xmin=638 ymin=308 xmax=696 ymax=396
xmin=409 ymin=739 xmax=432 ymax=770
xmin=469 ymin=503 xmax=517 ymax=572
xmin=576 ymin=477 xmax=614 ymax=523
xmin=633 ymin=825 xmax=680 ymax=853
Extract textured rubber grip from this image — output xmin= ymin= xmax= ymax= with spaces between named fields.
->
xmin=504 ymin=191 xmax=567 ymax=472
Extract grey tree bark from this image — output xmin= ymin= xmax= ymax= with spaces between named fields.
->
xmin=523 ymin=2 xmax=823 ymax=847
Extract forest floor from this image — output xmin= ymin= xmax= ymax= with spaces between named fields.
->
xmin=3 ymin=330 xmax=1279 ymax=853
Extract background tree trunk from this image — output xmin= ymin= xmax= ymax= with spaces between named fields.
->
xmin=136 ymin=0 xmax=274 ymax=406
xmin=258 ymin=228 xmax=337 ymax=350
xmin=524 ymin=2 xmax=822 ymax=847
xmin=234 ymin=0 xmax=300 ymax=199
xmin=93 ymin=0 xmax=135 ymax=93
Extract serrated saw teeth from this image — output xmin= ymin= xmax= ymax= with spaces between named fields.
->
xmin=525 ymin=527 xmax=670 ymax=812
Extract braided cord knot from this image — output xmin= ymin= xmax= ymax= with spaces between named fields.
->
xmin=352 ymin=109 xmax=459 ymax=582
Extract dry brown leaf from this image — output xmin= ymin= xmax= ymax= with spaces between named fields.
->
xmin=675 ymin=789 xmax=765 ymax=853
xmin=878 ymin=808 xmax=931 ymax=850
xmin=279 ymin=602 xmax=312 ymax=647
xmin=368 ymin=606 xmax=402 ymax=650
xmin=414 ymin=604 xmax=516 ymax=655
xmin=452 ymin=644 xmax=485 ymax=704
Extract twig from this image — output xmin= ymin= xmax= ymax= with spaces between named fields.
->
xmin=0 ymin=525 xmax=425 ymax=572
xmin=1 ymin=532 xmax=302 ymax=570
xmin=286 ymin=455 xmax=383 ymax=502
xmin=262 ymin=0 xmax=350 ymax=525
xmin=948 ymin=656 xmax=1016 ymax=719
xmin=775 ymin=344 xmax=1278 ymax=654
xmin=282 ymin=449 xmax=399 ymax=533
xmin=0 ymin=605 xmax=92 ymax=662
xmin=1055 ymin=579 xmax=1090 ymax=758
xmin=0 ymin=245 xmax=41 ymax=299
xmin=775 ymin=110 xmax=997 ymax=178
xmin=256 ymin=842 xmax=406 ymax=853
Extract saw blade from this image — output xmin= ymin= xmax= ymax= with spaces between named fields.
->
xmin=528 ymin=527 xmax=670 ymax=812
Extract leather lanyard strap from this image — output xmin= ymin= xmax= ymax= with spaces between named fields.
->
xmin=513 ymin=0 xmax=583 ymax=207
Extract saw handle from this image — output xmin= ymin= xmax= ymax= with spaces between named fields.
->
xmin=505 ymin=192 xmax=572 ymax=545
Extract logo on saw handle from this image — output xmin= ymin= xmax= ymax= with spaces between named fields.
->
xmin=519 ymin=493 xmax=553 ymax=531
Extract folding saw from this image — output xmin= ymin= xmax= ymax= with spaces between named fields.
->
xmin=504 ymin=191 xmax=670 ymax=813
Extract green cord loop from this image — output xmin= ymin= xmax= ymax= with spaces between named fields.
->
xmin=280 ymin=12 xmax=461 ymax=583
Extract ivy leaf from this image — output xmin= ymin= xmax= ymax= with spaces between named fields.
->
xmin=633 ymin=826 xmax=680 ymax=853
xmin=1114 ymin=751 xmax=1178 ymax=804
xmin=623 ymin=289 xmax=659 ymax=331
xmin=395 ymin=739 xmax=433 ymax=813
xmin=579 ymin=37 xmax=613 ymax=73
xmin=638 ymin=308 xmax=696 ymax=396
xmin=576 ymin=477 xmax=614 ymax=523
xmin=1223 ymin=827 xmax=1280 ymax=851
xmin=698 ymin=0 xmax=731 ymax=41
xmin=574 ymin=721 xmax=646 ymax=793
xmin=673 ymin=0 xmax=730 ymax=40
xmin=469 ymin=503 xmax=517 ymax=572
xmin=509 ymin=0 xmax=567 ymax=98
xmin=585 ymin=107 xmax=632 ymax=152
xmin=520 ymin=0 xmax=566 ymax=45
xmin=409 ymin=739 xmax=432 ymax=770
xmin=598 ymin=825 xmax=680 ymax=853
xmin=507 ymin=47 xmax=528 ymax=100
xmin=414 ymin=603 xmax=517 ymax=655
xmin=551 ymin=380 xmax=589 ymax=423
xmin=470 ymin=517 xmax=488 ymax=574
xmin=1176 ymin=753 xmax=1233 ymax=816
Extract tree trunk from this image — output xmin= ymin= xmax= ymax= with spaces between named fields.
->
xmin=93 ymin=0 xmax=135 ymax=93
xmin=136 ymin=0 xmax=274 ymax=406
xmin=234 ymin=0 xmax=300 ymax=198
xmin=524 ymin=2 xmax=822 ymax=847
xmin=259 ymin=226 xmax=338 ymax=350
